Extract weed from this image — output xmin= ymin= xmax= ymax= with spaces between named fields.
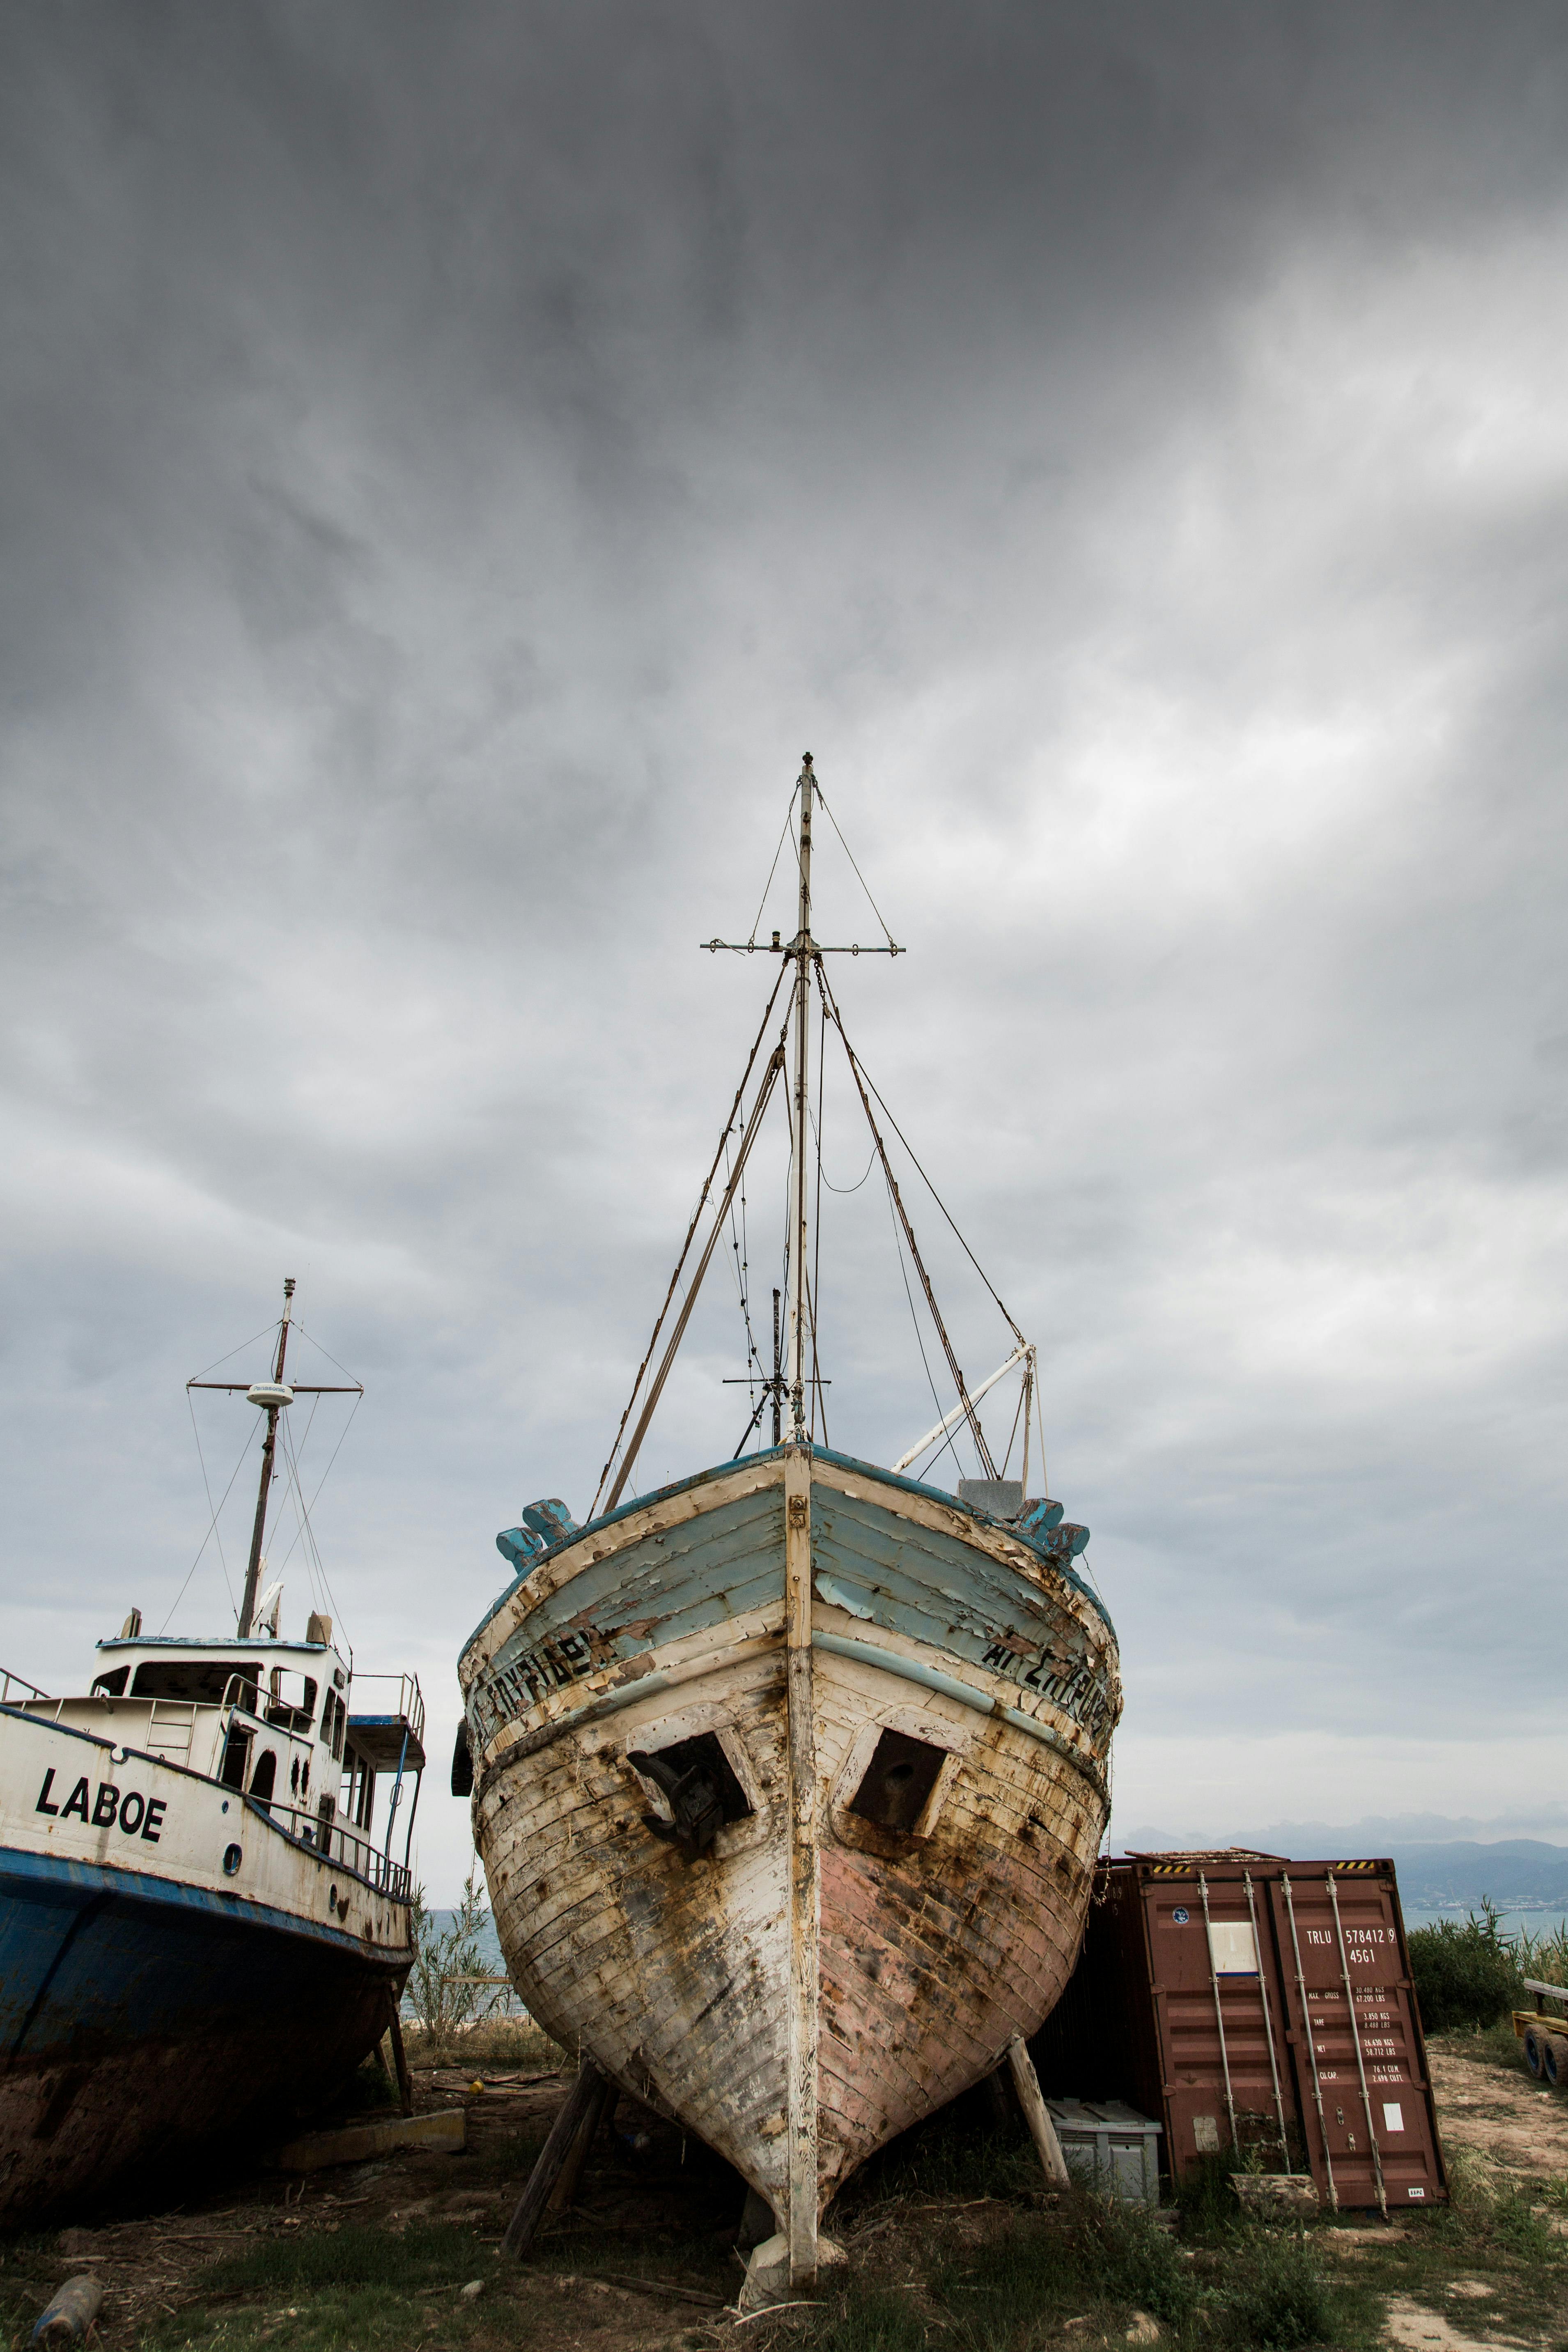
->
xmin=404 ymin=1868 xmax=497 ymax=2041
xmin=344 ymin=2056 xmax=400 ymax=2113
xmin=189 ymin=2219 xmax=488 ymax=2297
xmin=1408 ymin=1902 xmax=1524 ymax=2032
xmin=840 ymin=2111 xmax=1040 ymax=2216
xmin=1514 ymin=1920 xmax=1568 ymax=1988
xmin=797 ymin=2281 xmax=932 ymax=2351
xmin=1173 ymin=2149 xmax=1247 ymax=2240
xmin=1213 ymin=2235 xmax=1350 ymax=2349
xmin=1061 ymin=2189 xmax=1199 ymax=2324
xmin=402 ymin=2014 xmax=566 ymax=2072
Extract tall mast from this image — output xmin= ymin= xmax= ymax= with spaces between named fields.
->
xmin=785 ymin=756 xmax=815 ymax=1441
xmin=239 ymin=1277 xmax=294 ymax=1637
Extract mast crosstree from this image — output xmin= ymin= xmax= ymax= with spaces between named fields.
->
xmin=596 ymin=755 xmax=1033 ymax=1509
xmin=188 ymin=1277 xmax=363 ymax=1637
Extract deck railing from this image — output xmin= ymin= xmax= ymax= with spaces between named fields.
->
xmin=349 ymin=1671 xmax=427 ymax=1750
xmin=250 ymin=1795 xmax=413 ymax=1902
xmin=0 ymin=1665 xmax=53 ymax=1710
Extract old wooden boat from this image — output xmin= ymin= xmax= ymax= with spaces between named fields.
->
xmin=0 ymin=1284 xmax=424 ymax=2222
xmin=459 ymin=762 xmax=1120 ymax=2286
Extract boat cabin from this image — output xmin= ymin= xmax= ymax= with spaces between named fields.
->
xmin=11 ymin=1614 xmax=425 ymax=1895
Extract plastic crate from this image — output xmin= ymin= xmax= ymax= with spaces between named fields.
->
xmin=1047 ymin=2097 xmax=1162 ymax=2205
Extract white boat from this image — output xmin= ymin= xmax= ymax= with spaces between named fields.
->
xmin=458 ymin=764 xmax=1120 ymax=2288
xmin=0 ymin=1285 xmax=425 ymax=2222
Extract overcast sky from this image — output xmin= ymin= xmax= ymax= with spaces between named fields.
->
xmin=5 ymin=3 xmax=1568 ymax=1900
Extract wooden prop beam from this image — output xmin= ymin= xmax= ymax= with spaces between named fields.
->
xmin=1006 ymin=2035 xmax=1071 ymax=2188
xmin=502 ymin=2057 xmax=609 ymax=2259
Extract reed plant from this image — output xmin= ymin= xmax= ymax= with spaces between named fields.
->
xmin=1407 ymin=1899 xmax=1525 ymax=2030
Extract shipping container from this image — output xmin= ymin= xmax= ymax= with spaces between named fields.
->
xmin=1029 ymin=1851 xmax=1446 ymax=2213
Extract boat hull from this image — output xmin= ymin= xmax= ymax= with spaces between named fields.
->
xmin=0 ymin=1714 xmax=411 ymax=2222
xmin=460 ymin=1447 xmax=1119 ymax=2219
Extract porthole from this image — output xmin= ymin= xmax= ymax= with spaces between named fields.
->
xmin=222 ymin=1843 xmax=243 ymax=1876
xmin=329 ymin=1883 xmax=339 ymax=1908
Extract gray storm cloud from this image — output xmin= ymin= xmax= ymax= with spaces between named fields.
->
xmin=4 ymin=2 xmax=1567 ymax=1893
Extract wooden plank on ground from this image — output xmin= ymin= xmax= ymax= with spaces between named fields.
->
xmin=272 ymin=2108 xmax=466 ymax=2171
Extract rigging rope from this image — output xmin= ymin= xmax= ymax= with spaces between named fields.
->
xmin=276 ymin=1406 xmax=347 ymax=1634
xmin=841 ymin=1049 xmax=1025 ymax=1349
xmin=163 ymin=1399 xmax=249 ymax=1630
xmin=814 ymin=785 xmax=900 ymax=951
xmin=810 ymin=985 xmax=826 ymax=1441
xmin=592 ymin=960 xmax=791 ymax=1516
xmin=998 ymin=1378 xmax=1027 ymax=1478
xmin=885 ymin=1177 xmax=967 ymax=1486
xmin=186 ymin=1321 xmax=278 ymax=1386
xmin=817 ymin=960 xmax=999 ymax=1477
xmin=746 ymin=785 xmax=801 ymax=946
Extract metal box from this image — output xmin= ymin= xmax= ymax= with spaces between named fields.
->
xmin=1047 ymin=2097 xmax=1162 ymax=2205
xmin=1030 ymin=1852 xmax=1447 ymax=2214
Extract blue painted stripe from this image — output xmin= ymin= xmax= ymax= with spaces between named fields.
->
xmin=472 ymin=1463 xmax=1113 ymax=1757
xmin=0 ymin=1842 xmax=399 ymax=1964
xmin=1 ymin=1708 xmax=408 ymax=1904
xmin=464 ymin=1445 xmax=1111 ymax=1658
xmin=471 ymin=1628 xmax=1106 ymax=1803
xmin=810 ymin=1629 xmax=1109 ymax=1800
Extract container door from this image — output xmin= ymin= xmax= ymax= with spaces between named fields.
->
xmin=1141 ymin=1872 xmax=1300 ymax=2181
xmin=1266 ymin=1868 xmax=1446 ymax=2212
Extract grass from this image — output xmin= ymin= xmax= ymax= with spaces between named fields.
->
xmin=11 ymin=2032 xmax=1563 ymax=2352
xmin=790 ymin=2186 xmax=1382 ymax=2352
xmin=135 ymin=2285 xmax=504 ymax=2352
xmin=187 ymin=2219 xmax=494 ymax=2295
xmin=132 ymin=2223 xmax=513 ymax=2352
xmin=401 ymin=2017 xmax=566 ymax=2073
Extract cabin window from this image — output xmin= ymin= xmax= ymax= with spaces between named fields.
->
xmin=848 ymin=1730 xmax=947 ymax=1833
xmin=321 ymin=1690 xmax=347 ymax=1760
xmin=133 ymin=1661 xmax=241 ymax=1705
xmin=341 ymin=1750 xmax=377 ymax=1833
xmin=220 ymin=1726 xmax=251 ymax=1790
xmin=91 ymin=1668 xmax=129 ymax=1698
xmin=249 ymin=1750 xmax=278 ymax=1815
xmin=629 ymin=1734 xmax=752 ymax=1855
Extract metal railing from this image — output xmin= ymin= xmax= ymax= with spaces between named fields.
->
xmin=250 ymin=1794 xmax=413 ymax=1902
xmin=0 ymin=1665 xmax=53 ymax=1709
xmin=349 ymin=1671 xmax=426 ymax=1750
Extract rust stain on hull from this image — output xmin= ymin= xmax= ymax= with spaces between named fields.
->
xmin=464 ymin=1449 xmax=1119 ymax=2221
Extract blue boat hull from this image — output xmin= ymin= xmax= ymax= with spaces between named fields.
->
xmin=0 ymin=1846 xmax=406 ymax=2223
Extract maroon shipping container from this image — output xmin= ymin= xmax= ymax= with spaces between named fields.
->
xmin=1028 ymin=1851 xmax=1446 ymax=2213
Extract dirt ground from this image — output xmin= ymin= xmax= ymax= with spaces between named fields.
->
xmin=5 ymin=2027 xmax=1568 ymax=2350
xmin=1427 ymin=2038 xmax=1568 ymax=2193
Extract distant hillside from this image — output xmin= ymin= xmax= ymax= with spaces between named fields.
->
xmin=1382 ymin=1841 xmax=1568 ymax=1910
xmin=1113 ymin=1833 xmax=1568 ymax=1911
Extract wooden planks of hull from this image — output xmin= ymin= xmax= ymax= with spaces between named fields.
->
xmin=461 ymin=1445 xmax=1119 ymax=2222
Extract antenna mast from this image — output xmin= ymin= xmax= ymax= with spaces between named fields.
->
xmin=785 ymin=756 xmax=815 ymax=1442
xmin=187 ymin=1280 xmax=363 ymax=1638
xmin=240 ymin=1279 xmax=294 ymax=1636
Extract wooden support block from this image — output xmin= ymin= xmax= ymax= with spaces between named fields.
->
xmin=273 ymin=2107 xmax=466 ymax=2172
xmin=1006 ymin=2035 xmax=1071 ymax=2188
xmin=502 ymin=2058 xmax=608 ymax=2260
